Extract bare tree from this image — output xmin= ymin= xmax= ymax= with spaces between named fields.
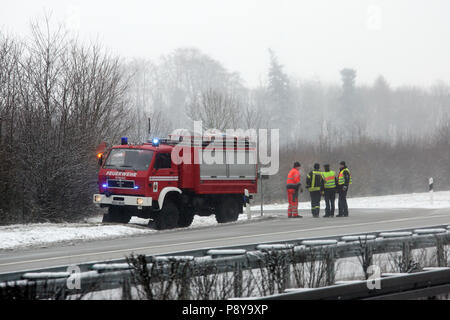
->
xmin=187 ymin=89 xmax=240 ymax=130
xmin=0 ymin=34 xmax=22 ymax=223
xmin=0 ymin=15 xmax=132 ymax=223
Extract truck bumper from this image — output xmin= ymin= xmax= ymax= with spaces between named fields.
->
xmin=93 ymin=194 xmax=152 ymax=207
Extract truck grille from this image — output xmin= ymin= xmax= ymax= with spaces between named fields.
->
xmin=107 ymin=179 xmax=135 ymax=189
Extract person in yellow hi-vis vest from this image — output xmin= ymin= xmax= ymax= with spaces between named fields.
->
xmin=306 ymin=163 xmax=323 ymax=218
xmin=337 ymin=161 xmax=352 ymax=217
xmin=321 ymin=164 xmax=336 ymax=217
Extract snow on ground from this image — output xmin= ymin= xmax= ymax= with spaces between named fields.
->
xmin=252 ymin=190 xmax=450 ymax=211
xmin=0 ymin=212 xmax=260 ymax=251
xmin=86 ymin=213 xmax=251 ymax=228
xmin=0 ymin=222 xmax=155 ymax=251
xmin=1 ymin=191 xmax=449 ymax=251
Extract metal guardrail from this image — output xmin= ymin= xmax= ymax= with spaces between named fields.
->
xmin=1 ymin=223 xmax=449 ymax=299
xmin=255 ymin=268 xmax=450 ymax=300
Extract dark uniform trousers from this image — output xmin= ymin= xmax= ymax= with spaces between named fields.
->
xmin=338 ymin=187 xmax=349 ymax=216
xmin=310 ymin=191 xmax=321 ymax=217
xmin=324 ymin=188 xmax=336 ymax=216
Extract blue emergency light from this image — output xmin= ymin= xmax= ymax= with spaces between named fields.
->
xmin=152 ymin=137 xmax=160 ymax=147
xmin=121 ymin=137 xmax=128 ymax=145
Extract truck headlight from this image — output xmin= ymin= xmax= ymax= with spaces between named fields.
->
xmin=94 ymin=195 xmax=102 ymax=203
xmin=137 ymin=198 xmax=144 ymax=205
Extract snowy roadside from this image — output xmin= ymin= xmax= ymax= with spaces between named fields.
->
xmin=0 ymin=222 xmax=154 ymax=251
xmin=0 ymin=212 xmax=266 ymax=251
xmin=251 ymin=190 xmax=450 ymax=211
xmin=1 ymin=190 xmax=449 ymax=252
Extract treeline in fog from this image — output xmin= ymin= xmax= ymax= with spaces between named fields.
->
xmin=0 ymin=18 xmax=449 ymax=223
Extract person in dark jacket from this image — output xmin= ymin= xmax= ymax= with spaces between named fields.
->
xmin=306 ymin=163 xmax=323 ymax=218
xmin=337 ymin=161 xmax=352 ymax=217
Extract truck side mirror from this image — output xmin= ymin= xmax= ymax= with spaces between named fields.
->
xmin=97 ymin=153 xmax=103 ymax=166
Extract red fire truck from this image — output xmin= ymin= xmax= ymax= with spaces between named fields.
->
xmin=93 ymin=134 xmax=257 ymax=230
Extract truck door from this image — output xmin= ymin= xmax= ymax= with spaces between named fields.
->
xmin=150 ymin=152 xmax=178 ymax=194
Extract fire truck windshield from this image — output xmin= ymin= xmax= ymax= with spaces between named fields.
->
xmin=104 ymin=149 xmax=154 ymax=171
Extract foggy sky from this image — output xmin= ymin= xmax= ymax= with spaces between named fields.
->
xmin=1 ymin=0 xmax=449 ymax=88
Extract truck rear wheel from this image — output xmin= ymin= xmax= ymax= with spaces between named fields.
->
xmin=215 ymin=197 xmax=239 ymax=223
xmin=178 ymin=207 xmax=195 ymax=228
xmin=102 ymin=206 xmax=132 ymax=224
xmin=153 ymin=200 xmax=179 ymax=230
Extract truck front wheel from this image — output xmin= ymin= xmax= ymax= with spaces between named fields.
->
xmin=102 ymin=206 xmax=132 ymax=224
xmin=215 ymin=197 xmax=239 ymax=223
xmin=153 ymin=200 xmax=180 ymax=230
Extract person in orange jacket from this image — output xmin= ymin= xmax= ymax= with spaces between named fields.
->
xmin=286 ymin=162 xmax=303 ymax=218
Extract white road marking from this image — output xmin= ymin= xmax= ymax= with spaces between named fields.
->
xmin=0 ymin=213 xmax=449 ymax=268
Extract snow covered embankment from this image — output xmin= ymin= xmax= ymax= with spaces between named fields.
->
xmin=252 ymin=190 xmax=450 ymax=211
xmin=1 ymin=191 xmax=449 ymax=251
xmin=0 ymin=214 xmax=253 ymax=251
xmin=0 ymin=222 xmax=153 ymax=251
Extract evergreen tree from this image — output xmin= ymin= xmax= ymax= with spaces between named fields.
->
xmin=267 ymin=49 xmax=294 ymax=140
xmin=339 ymin=68 xmax=358 ymax=138
xmin=340 ymin=68 xmax=357 ymax=113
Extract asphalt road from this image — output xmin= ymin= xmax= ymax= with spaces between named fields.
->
xmin=0 ymin=208 xmax=449 ymax=274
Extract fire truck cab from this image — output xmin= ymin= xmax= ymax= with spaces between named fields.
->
xmin=93 ymin=135 xmax=257 ymax=230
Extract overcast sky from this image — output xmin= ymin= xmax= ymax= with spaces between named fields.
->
xmin=1 ymin=0 xmax=449 ymax=88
